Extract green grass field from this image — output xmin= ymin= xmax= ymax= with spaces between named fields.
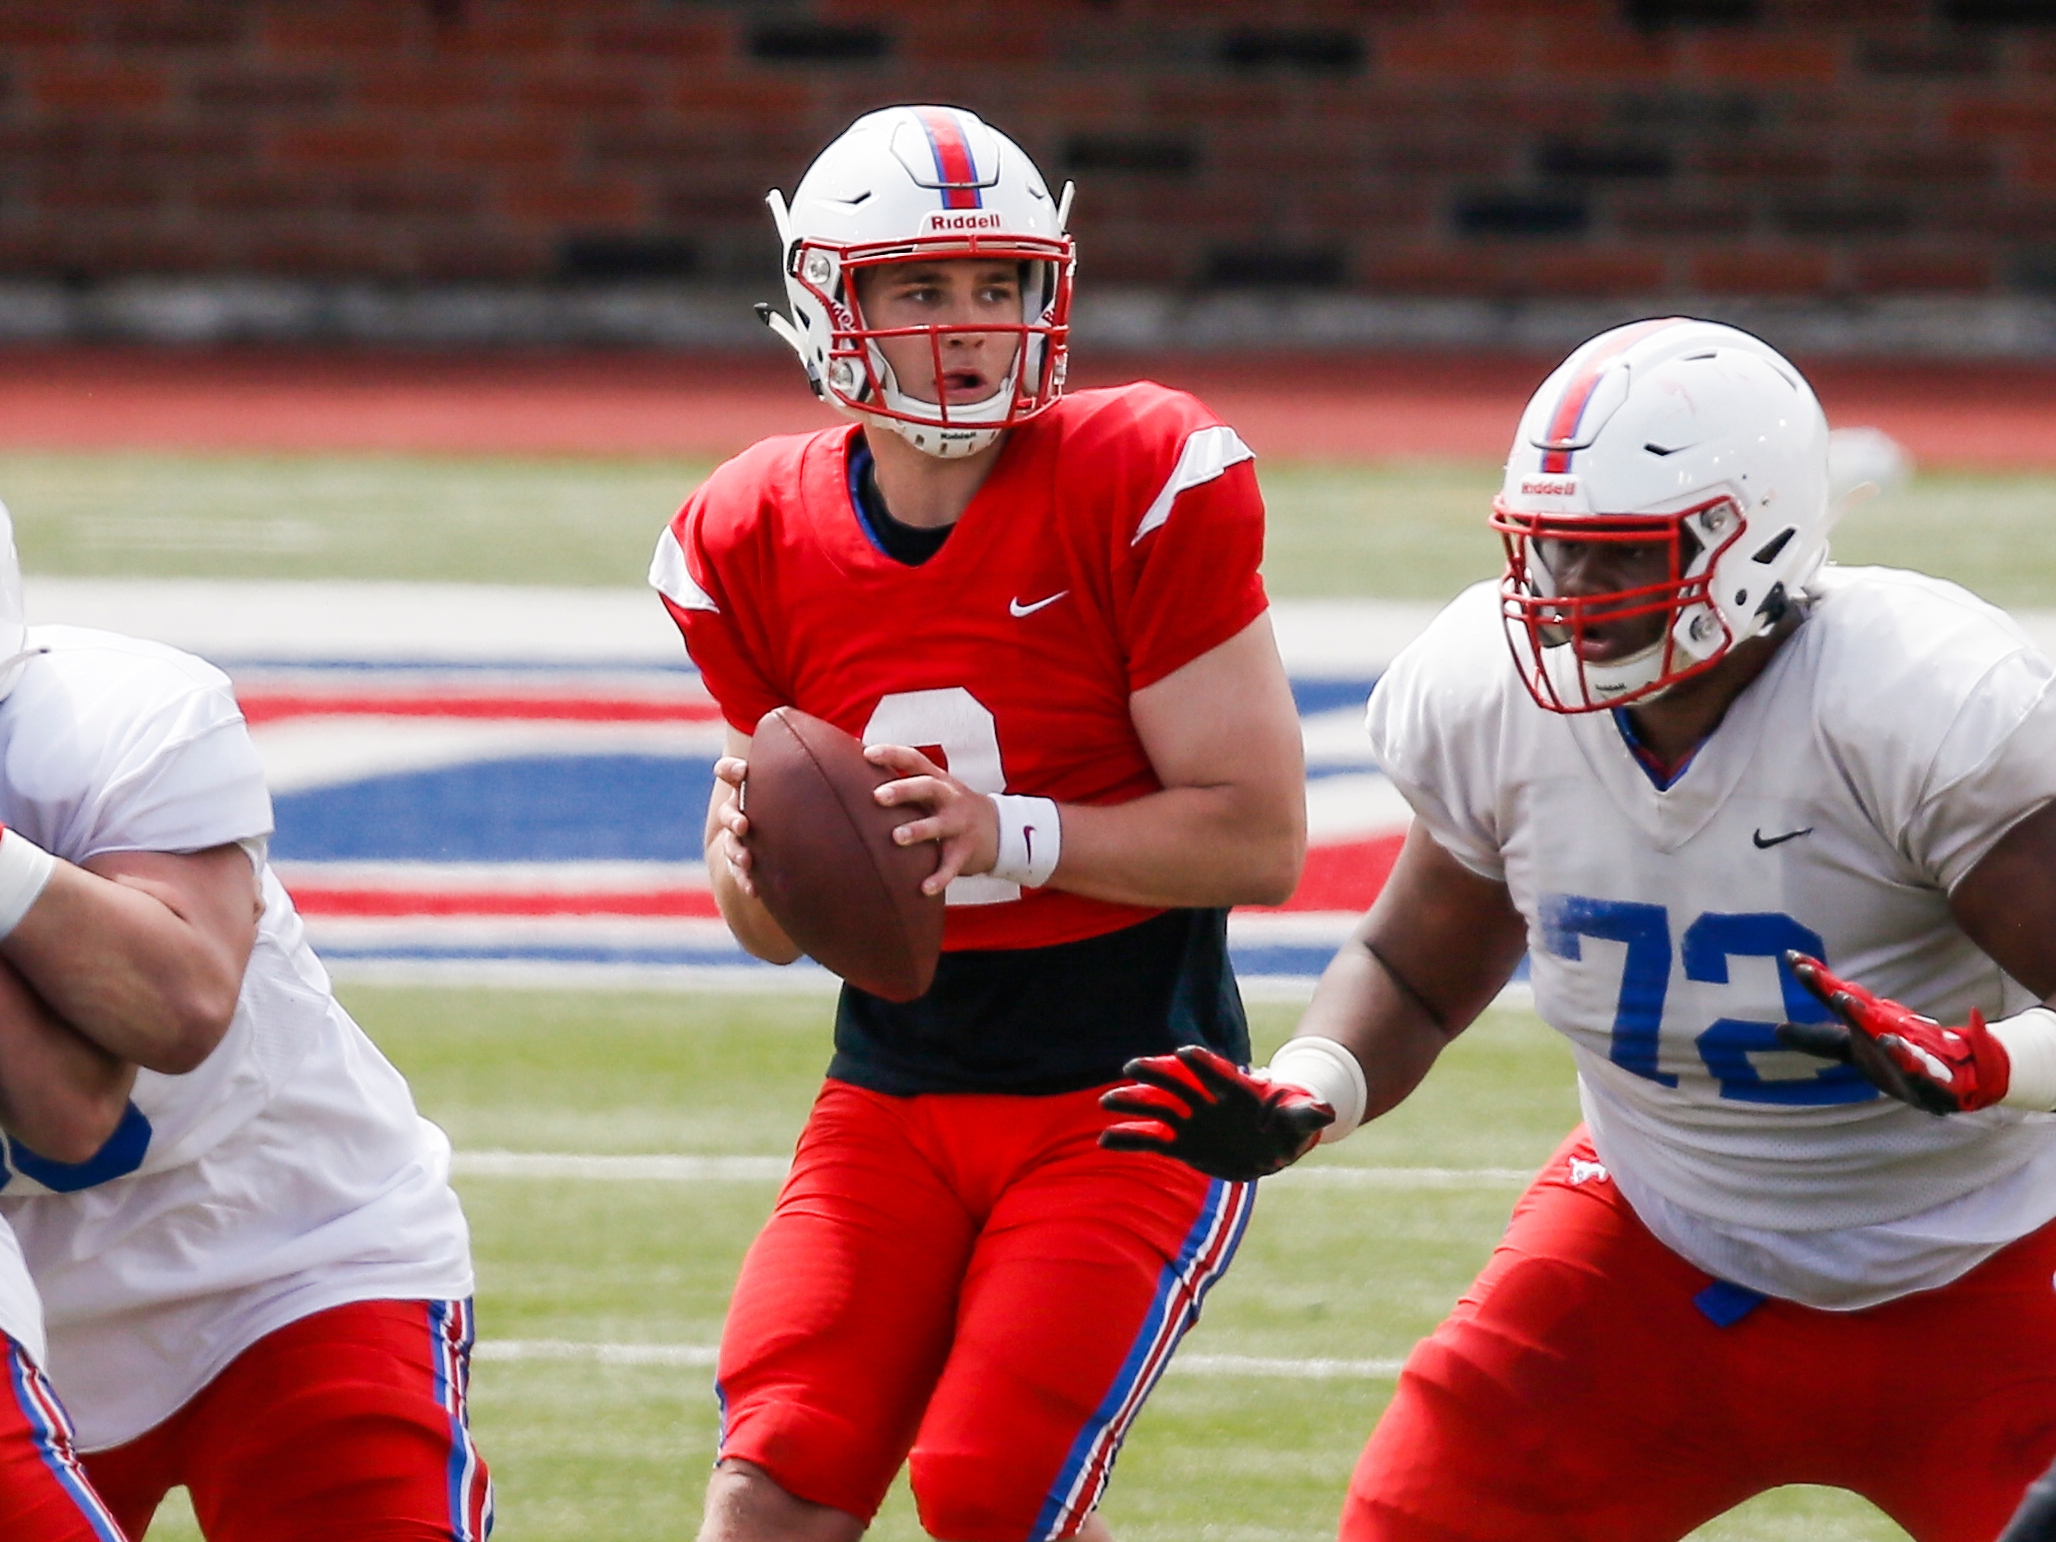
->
xmin=147 ymin=988 xmax=1912 ymax=1542
xmin=9 ymin=446 xmax=2044 ymax=1539
xmin=2 ymin=449 xmax=2054 ymax=606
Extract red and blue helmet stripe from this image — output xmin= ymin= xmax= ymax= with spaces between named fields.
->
xmin=1537 ymin=317 xmax=1679 ymax=473
xmin=912 ymin=106 xmax=985 ymax=210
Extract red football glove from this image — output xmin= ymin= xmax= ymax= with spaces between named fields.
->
xmin=1775 ymin=950 xmax=2011 ymax=1116
xmin=1098 ymin=1044 xmax=1333 ymax=1181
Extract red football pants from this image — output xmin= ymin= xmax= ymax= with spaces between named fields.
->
xmin=82 ymin=1299 xmax=491 ymax=1542
xmin=1344 ymin=1128 xmax=2056 ymax=1542
xmin=0 ymin=1336 xmax=124 ymax=1542
xmin=716 ymin=1078 xmax=1255 ymax=1542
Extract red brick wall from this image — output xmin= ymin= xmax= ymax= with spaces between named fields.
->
xmin=1 ymin=0 xmax=2051 ymax=297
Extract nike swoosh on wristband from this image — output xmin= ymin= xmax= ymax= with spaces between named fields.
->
xmin=1752 ymin=827 xmax=1814 ymax=849
xmin=1009 ymin=591 xmax=1069 ymax=618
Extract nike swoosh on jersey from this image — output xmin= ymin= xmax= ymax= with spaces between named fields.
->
xmin=1009 ymin=591 xmax=1070 ymax=618
xmin=1752 ymin=826 xmax=1814 ymax=849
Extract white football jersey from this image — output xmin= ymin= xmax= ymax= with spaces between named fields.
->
xmin=1368 ymin=569 xmax=2056 ymax=1310
xmin=0 ymin=627 xmax=472 ymax=1449
xmin=0 ymin=1217 xmax=42 ymax=1367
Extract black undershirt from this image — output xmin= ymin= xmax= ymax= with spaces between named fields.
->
xmin=831 ymin=908 xmax=1250 ymax=1097
xmin=849 ymin=436 xmax=953 ymax=566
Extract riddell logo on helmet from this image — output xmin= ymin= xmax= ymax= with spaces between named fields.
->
xmin=922 ymin=210 xmax=1005 ymax=233
xmin=1521 ymin=477 xmax=1579 ymax=497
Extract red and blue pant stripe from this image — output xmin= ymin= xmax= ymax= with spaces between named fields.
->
xmin=713 ymin=1081 xmax=1255 ymax=1539
xmin=3 ymin=1337 xmax=124 ymax=1542
xmin=1032 ymin=1175 xmax=1257 ymax=1539
xmin=81 ymin=1296 xmax=493 ymax=1542
xmin=429 ymin=1298 xmax=494 ymax=1542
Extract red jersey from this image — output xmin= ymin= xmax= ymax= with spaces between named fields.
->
xmin=653 ymin=382 xmax=1269 ymax=954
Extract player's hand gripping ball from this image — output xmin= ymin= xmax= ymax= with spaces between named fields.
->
xmin=1099 ymin=1045 xmax=1334 ymax=1181
xmin=742 ymin=707 xmax=944 ymax=1002
xmin=1775 ymin=950 xmax=2011 ymax=1115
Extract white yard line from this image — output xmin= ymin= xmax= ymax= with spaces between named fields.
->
xmin=328 ymin=957 xmax=844 ymax=992
xmin=323 ymin=961 xmax=1535 ymax=1012
xmin=475 ymin=1340 xmax=719 ymax=1368
xmin=1270 ymin=1165 xmax=1534 ymax=1187
xmin=448 ymin=1151 xmax=1534 ymax=1187
xmin=30 ymin=578 xmax=2056 ymax=681
xmin=335 ymin=955 xmax=1307 ymax=996
xmin=20 ymin=582 xmax=1439 ymax=675
xmin=22 ymin=579 xmax=692 ymax=665
xmin=275 ymin=858 xmax=712 ymax=890
xmin=1172 ymin=1353 xmax=1406 ymax=1379
xmin=472 ymin=1339 xmax=1404 ymax=1380
xmin=452 ymin=1152 xmax=790 ymax=1181
xmin=310 ymin=915 xmax=748 ymax=950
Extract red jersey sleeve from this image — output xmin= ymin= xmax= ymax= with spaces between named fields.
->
xmin=649 ymin=436 xmax=816 ymax=735
xmin=1077 ymin=386 xmax=1269 ymax=692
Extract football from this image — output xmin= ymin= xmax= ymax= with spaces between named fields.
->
xmin=741 ymin=706 xmax=945 ymax=1002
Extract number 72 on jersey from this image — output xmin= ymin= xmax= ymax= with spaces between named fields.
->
xmin=1539 ymin=895 xmax=1874 ymax=1106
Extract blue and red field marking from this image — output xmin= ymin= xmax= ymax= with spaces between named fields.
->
xmin=27 ymin=580 xmax=1419 ymax=988
xmin=245 ymin=661 xmax=1404 ymax=986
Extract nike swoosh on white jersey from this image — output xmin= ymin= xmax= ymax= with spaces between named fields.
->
xmin=1009 ymin=591 xmax=1069 ymax=618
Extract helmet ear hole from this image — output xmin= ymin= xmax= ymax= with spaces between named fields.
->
xmin=1751 ymin=527 xmax=1797 ymax=565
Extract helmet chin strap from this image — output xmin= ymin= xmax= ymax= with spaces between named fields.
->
xmin=1556 ymin=596 xmax=1740 ymax=710
xmin=867 ymin=345 xmax=1012 ymax=460
xmin=875 ymin=411 xmax=1005 ymax=460
xmin=1546 ymin=638 xmax=1667 ymax=710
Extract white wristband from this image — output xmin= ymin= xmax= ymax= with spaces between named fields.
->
xmin=0 ymin=827 xmax=55 ymax=938
xmin=989 ymin=795 xmax=1060 ymax=888
xmin=1994 ymin=1006 xmax=2056 ymax=1111
xmin=1267 ymin=1036 xmax=1369 ymax=1143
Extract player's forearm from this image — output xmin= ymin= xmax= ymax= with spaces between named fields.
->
xmin=708 ymin=854 xmax=804 ymax=964
xmin=2 ymin=861 xmax=248 ymax=1075
xmin=1044 ymin=781 xmax=1305 ymax=909
xmin=1292 ymin=936 xmax=1459 ymax=1124
xmin=705 ymin=738 xmax=804 ymax=964
xmin=0 ymin=957 xmax=136 ymax=1163
xmin=1280 ymin=824 xmax=1529 ymax=1129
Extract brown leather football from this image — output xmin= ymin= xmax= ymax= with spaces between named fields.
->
xmin=741 ymin=706 xmax=944 ymax=1002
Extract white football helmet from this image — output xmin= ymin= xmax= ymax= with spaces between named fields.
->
xmin=1491 ymin=318 xmax=1834 ymax=713
xmin=760 ymin=105 xmax=1074 ymax=458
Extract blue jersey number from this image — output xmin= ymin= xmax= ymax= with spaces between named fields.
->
xmin=1539 ymin=896 xmax=1874 ymax=1105
xmin=0 ymin=1101 xmax=153 ymax=1192
xmin=1538 ymin=895 xmax=1675 ymax=1086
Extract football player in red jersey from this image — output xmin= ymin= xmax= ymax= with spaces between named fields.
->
xmin=649 ymin=106 xmax=1305 ymax=1542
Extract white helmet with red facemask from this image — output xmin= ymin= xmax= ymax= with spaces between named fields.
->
xmin=1492 ymin=318 xmax=1834 ymax=714
xmin=759 ymin=105 xmax=1074 ymax=459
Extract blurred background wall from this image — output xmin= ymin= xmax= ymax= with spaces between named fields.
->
xmin=2 ymin=0 xmax=2052 ymax=353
